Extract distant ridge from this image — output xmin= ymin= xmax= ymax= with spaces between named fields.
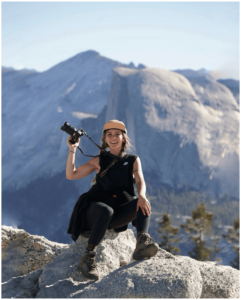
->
xmin=2 ymin=66 xmax=38 ymax=74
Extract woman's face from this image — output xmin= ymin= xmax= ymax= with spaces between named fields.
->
xmin=105 ymin=129 xmax=125 ymax=150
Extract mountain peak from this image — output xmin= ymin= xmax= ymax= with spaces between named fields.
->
xmin=72 ymin=49 xmax=100 ymax=59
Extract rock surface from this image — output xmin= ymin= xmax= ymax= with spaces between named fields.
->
xmin=1 ymin=226 xmax=240 ymax=298
xmin=217 ymin=78 xmax=239 ymax=105
xmin=74 ymin=254 xmax=203 ymax=298
xmin=2 ymin=225 xmax=68 ymax=282
xmin=36 ymin=228 xmax=136 ymax=298
xmin=105 ymin=67 xmax=239 ymax=198
xmin=181 ymin=256 xmax=240 ymax=298
xmin=2 ymin=269 xmax=42 ymax=298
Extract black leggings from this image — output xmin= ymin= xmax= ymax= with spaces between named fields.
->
xmin=85 ymin=198 xmax=150 ymax=246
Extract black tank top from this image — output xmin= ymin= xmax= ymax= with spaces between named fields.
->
xmin=88 ymin=151 xmax=138 ymax=198
xmin=67 ymin=152 xmax=139 ymax=240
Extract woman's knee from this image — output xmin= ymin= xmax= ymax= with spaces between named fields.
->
xmin=96 ymin=204 xmax=114 ymax=219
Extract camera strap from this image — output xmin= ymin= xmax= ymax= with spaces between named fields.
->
xmin=77 ymin=146 xmax=100 ymax=158
xmin=77 ymin=132 xmax=107 ymax=157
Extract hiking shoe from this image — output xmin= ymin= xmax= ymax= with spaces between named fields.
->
xmin=78 ymin=250 xmax=99 ymax=280
xmin=133 ymin=232 xmax=159 ymax=261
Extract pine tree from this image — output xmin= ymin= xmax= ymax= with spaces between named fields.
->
xmin=158 ymin=213 xmax=180 ymax=255
xmin=223 ymin=216 xmax=239 ymax=269
xmin=180 ymin=203 xmax=213 ymax=261
xmin=210 ymin=237 xmax=221 ymax=263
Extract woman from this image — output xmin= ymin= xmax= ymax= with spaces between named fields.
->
xmin=66 ymin=120 xmax=159 ymax=280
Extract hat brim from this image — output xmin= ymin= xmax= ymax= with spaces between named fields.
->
xmin=103 ymin=123 xmax=126 ymax=133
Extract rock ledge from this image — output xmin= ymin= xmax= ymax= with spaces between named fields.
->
xmin=2 ymin=226 xmax=239 ymax=298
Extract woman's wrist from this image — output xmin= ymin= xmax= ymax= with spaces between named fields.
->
xmin=69 ymin=149 xmax=76 ymax=153
xmin=138 ymin=193 xmax=146 ymax=198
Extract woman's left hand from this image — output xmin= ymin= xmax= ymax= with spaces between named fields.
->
xmin=136 ymin=195 xmax=151 ymax=216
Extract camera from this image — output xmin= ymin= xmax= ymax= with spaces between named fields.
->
xmin=61 ymin=122 xmax=85 ymax=144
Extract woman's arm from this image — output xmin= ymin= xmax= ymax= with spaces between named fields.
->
xmin=133 ymin=157 xmax=151 ymax=216
xmin=66 ymin=136 xmax=100 ymax=180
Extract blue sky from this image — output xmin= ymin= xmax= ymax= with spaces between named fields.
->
xmin=2 ymin=2 xmax=240 ymax=79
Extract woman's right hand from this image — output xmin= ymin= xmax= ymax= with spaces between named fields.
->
xmin=67 ymin=134 xmax=80 ymax=151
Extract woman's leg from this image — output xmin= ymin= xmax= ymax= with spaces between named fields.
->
xmin=85 ymin=201 xmax=114 ymax=246
xmin=108 ymin=198 xmax=158 ymax=261
xmin=79 ymin=201 xmax=115 ymax=280
xmin=108 ymin=198 xmax=150 ymax=233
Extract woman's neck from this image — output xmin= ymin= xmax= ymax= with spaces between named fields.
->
xmin=109 ymin=149 xmax=123 ymax=157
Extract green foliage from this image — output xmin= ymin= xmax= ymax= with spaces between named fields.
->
xmin=210 ymin=237 xmax=221 ymax=263
xmin=233 ymin=217 xmax=239 ymax=231
xmin=147 ymin=184 xmax=239 ymax=230
xmin=188 ymin=240 xmax=211 ymax=261
xmin=148 ymin=184 xmax=238 ymax=266
xmin=192 ymin=203 xmax=213 ymax=223
xmin=158 ymin=213 xmax=180 ymax=255
xmin=180 ymin=203 xmax=216 ymax=261
xmin=223 ymin=216 xmax=240 ymax=270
